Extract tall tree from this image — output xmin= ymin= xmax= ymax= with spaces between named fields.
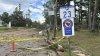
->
xmin=1 ymin=12 xmax=10 ymax=23
xmin=92 ymin=0 xmax=98 ymax=31
xmin=11 ymin=4 xmax=26 ymax=27
xmin=88 ymin=0 xmax=92 ymax=30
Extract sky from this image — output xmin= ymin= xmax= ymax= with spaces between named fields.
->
xmin=0 ymin=0 xmax=48 ymax=23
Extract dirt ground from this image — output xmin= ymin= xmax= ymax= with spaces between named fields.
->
xmin=0 ymin=28 xmax=57 ymax=56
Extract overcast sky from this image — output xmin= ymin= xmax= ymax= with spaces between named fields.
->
xmin=0 ymin=0 xmax=48 ymax=23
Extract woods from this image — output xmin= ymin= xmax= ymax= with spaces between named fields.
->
xmin=43 ymin=0 xmax=100 ymax=32
xmin=0 ymin=4 xmax=33 ymax=27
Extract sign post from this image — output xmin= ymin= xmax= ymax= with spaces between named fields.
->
xmin=62 ymin=18 xmax=74 ymax=56
xmin=67 ymin=36 xmax=71 ymax=56
xmin=60 ymin=6 xmax=75 ymax=56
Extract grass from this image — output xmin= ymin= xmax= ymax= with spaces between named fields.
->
xmin=0 ymin=27 xmax=16 ymax=32
xmin=0 ymin=27 xmax=24 ymax=33
xmin=56 ymin=29 xmax=100 ymax=56
xmin=49 ymin=29 xmax=100 ymax=56
xmin=71 ymin=30 xmax=100 ymax=56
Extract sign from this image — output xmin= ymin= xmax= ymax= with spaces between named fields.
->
xmin=62 ymin=18 xmax=74 ymax=36
xmin=48 ymin=11 xmax=54 ymax=15
xmin=60 ymin=6 xmax=75 ymax=19
xmin=76 ymin=0 xmax=80 ymax=2
xmin=8 ymin=21 xmax=11 ymax=28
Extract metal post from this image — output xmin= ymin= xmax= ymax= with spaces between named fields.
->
xmin=67 ymin=36 xmax=71 ymax=56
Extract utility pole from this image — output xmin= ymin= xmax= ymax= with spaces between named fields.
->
xmin=53 ymin=0 xmax=58 ymax=40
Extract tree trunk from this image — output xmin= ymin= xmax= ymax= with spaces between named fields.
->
xmin=78 ymin=1 xmax=82 ymax=29
xmin=88 ymin=0 xmax=92 ymax=30
xmin=92 ymin=0 xmax=98 ymax=31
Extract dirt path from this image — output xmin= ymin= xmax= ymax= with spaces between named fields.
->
xmin=0 ymin=28 xmax=57 ymax=56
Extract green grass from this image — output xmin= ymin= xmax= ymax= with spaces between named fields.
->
xmin=0 ymin=27 xmax=19 ymax=33
xmin=0 ymin=27 xmax=11 ymax=32
xmin=71 ymin=30 xmax=100 ymax=56
xmin=55 ymin=29 xmax=100 ymax=56
xmin=58 ymin=30 xmax=100 ymax=56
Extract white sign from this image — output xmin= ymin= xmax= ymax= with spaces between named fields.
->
xmin=60 ymin=6 xmax=75 ymax=19
xmin=7 ymin=21 xmax=11 ymax=28
xmin=76 ymin=0 xmax=80 ymax=2
xmin=48 ymin=11 xmax=54 ymax=15
xmin=62 ymin=18 xmax=74 ymax=36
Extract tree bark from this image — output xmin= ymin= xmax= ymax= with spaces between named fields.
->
xmin=92 ymin=0 xmax=98 ymax=31
xmin=88 ymin=0 xmax=92 ymax=30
